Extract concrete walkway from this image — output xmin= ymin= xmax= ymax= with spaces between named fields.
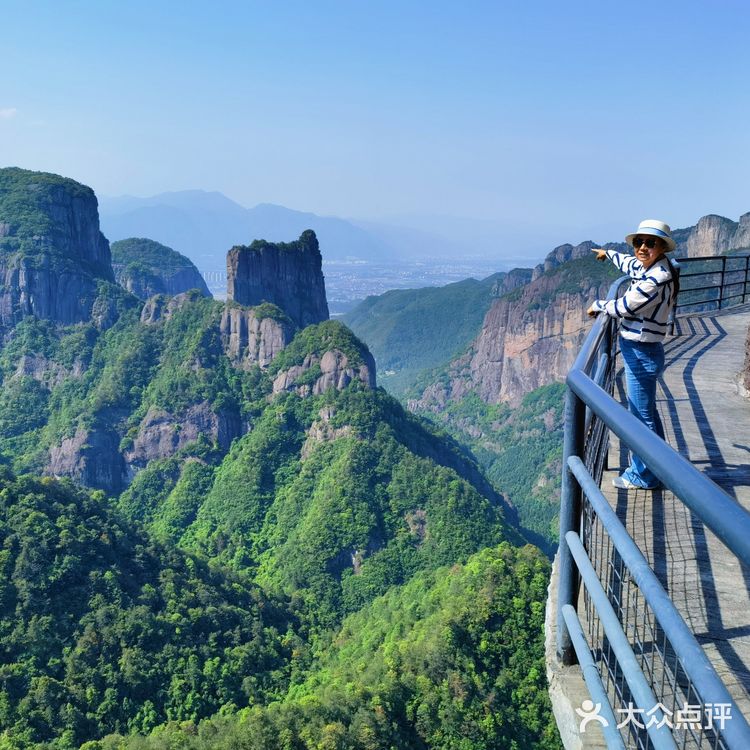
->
xmin=546 ymin=304 xmax=750 ymax=749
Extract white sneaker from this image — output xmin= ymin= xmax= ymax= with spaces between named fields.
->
xmin=612 ymin=476 xmax=661 ymax=490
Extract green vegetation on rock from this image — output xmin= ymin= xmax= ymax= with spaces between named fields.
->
xmin=343 ymin=274 xmax=504 ymax=396
xmin=110 ymin=238 xmax=195 ymax=274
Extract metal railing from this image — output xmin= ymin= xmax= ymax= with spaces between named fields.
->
xmin=556 ymin=259 xmax=750 ymax=749
xmin=674 ymin=254 xmax=750 ymax=313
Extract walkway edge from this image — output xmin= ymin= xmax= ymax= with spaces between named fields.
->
xmin=546 ymin=553 xmax=607 ymax=749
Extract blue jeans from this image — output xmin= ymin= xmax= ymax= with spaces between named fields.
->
xmin=619 ymin=337 xmax=665 ymax=488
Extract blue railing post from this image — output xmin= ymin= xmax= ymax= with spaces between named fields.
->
xmin=556 ymin=386 xmax=586 ymax=664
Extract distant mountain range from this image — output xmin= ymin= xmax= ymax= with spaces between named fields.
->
xmin=99 ymin=190 xmax=468 ymax=267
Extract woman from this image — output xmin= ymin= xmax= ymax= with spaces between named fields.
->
xmin=587 ymin=219 xmax=678 ymax=490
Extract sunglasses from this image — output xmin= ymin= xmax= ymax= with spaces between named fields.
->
xmin=632 ymin=236 xmax=660 ymax=250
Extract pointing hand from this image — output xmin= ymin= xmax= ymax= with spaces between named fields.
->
xmin=592 ymin=249 xmax=607 ymax=261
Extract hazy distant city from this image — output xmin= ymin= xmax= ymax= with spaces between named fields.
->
xmin=201 ymin=257 xmax=511 ymax=315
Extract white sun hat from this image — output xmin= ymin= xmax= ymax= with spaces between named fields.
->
xmin=625 ymin=219 xmax=676 ymax=252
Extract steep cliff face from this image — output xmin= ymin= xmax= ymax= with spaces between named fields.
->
xmin=411 ymin=243 xmax=620 ymax=409
xmin=272 ymin=348 xmax=376 ymax=397
xmin=111 ymin=237 xmax=211 ymax=299
xmin=0 ymin=168 xmax=115 ymax=331
xmin=490 ymin=268 xmax=533 ymax=296
xmin=685 ymin=215 xmax=737 ymax=257
xmin=734 ymin=213 xmax=750 ymax=250
xmin=269 ymin=320 xmax=377 ymax=398
xmin=227 ymin=230 xmax=329 ymax=329
xmin=49 ymin=426 xmax=126 ymax=492
xmin=220 ymin=304 xmax=295 ymax=369
xmin=674 ymin=212 xmax=750 ymax=257
xmin=123 ymin=402 xmax=242 ymax=474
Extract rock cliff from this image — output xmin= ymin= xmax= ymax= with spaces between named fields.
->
xmin=272 ymin=348 xmax=376 ymax=397
xmin=111 ymin=237 xmax=211 ymax=299
xmin=49 ymin=426 xmax=126 ymax=492
xmin=0 ymin=168 xmax=115 ymax=332
xmin=123 ymin=402 xmax=242 ymax=474
xmin=411 ymin=242 xmax=621 ymax=409
xmin=490 ymin=268 xmax=533 ymax=297
xmin=220 ymin=304 xmax=295 ymax=369
xmin=675 ymin=212 xmax=750 ymax=257
xmin=227 ymin=229 xmax=329 ymax=329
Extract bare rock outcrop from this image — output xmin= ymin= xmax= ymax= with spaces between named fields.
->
xmin=48 ymin=426 xmax=126 ymax=492
xmin=14 ymin=354 xmax=84 ymax=388
xmin=674 ymin=212 xmax=750 ymax=257
xmin=272 ymin=348 xmax=376 ymax=397
xmin=124 ymin=402 xmax=242 ymax=471
xmin=227 ymin=230 xmax=329 ymax=329
xmin=491 ymin=268 xmax=533 ymax=297
xmin=220 ymin=305 xmax=295 ymax=369
xmin=301 ymin=405 xmax=354 ymax=459
xmin=734 ymin=212 xmax=750 ymax=250
xmin=140 ymin=292 xmax=194 ymax=324
xmin=685 ymin=215 xmax=737 ymax=258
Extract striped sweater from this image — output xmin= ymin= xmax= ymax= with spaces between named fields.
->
xmin=591 ymin=251 xmax=676 ymax=342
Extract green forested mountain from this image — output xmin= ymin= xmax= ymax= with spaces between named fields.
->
xmin=110 ymin=238 xmax=211 ymax=299
xmin=0 ymin=470 xmax=297 ymax=749
xmin=0 ymin=295 xmax=519 ymax=633
xmin=0 ymin=168 xmax=559 ymax=750
xmin=347 ymin=248 xmax=621 ymax=553
xmin=411 ymin=384 xmax=566 ymax=555
xmin=87 ymin=543 xmax=559 ymax=750
xmin=342 ymin=274 xmax=505 ymax=396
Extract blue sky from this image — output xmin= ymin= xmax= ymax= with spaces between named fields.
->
xmin=2 ymin=0 xmax=749 ymax=255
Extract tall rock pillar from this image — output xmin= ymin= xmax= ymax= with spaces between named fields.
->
xmin=226 ymin=229 xmax=329 ymax=329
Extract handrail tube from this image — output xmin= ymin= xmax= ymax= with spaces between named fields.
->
xmin=593 ymin=352 xmax=609 ymax=388
xmin=585 ymin=351 xmax=611 ymax=436
xmin=566 ymin=531 xmax=678 ymax=750
xmin=566 ymin=367 xmax=750 ymax=568
xmin=568 ymin=455 xmax=750 ymax=748
xmin=562 ymin=604 xmax=627 ymax=750
xmin=557 ymin=388 xmax=586 ymax=664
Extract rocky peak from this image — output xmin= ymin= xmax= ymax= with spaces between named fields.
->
xmin=111 ymin=238 xmax=211 ymax=300
xmin=227 ymin=229 xmax=329 ymax=329
xmin=531 ymin=240 xmax=612 ymax=281
xmin=491 ymin=268 xmax=533 ymax=297
xmin=685 ymin=214 xmax=737 ymax=257
xmin=671 ymin=212 xmax=750 ymax=257
xmin=734 ymin=213 xmax=750 ymax=250
xmin=412 ymin=249 xmax=619 ymax=409
xmin=140 ymin=292 xmax=195 ymax=325
xmin=0 ymin=168 xmax=115 ymax=331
